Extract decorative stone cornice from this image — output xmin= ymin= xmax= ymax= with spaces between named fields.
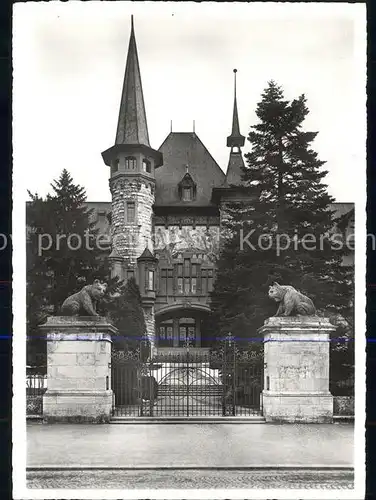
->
xmin=39 ymin=316 xmax=118 ymax=338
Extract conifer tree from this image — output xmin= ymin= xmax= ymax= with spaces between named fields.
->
xmin=27 ymin=169 xmax=113 ymax=365
xmin=211 ymin=81 xmax=353 ymax=347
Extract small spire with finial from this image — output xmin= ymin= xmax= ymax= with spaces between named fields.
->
xmin=170 ymin=120 xmax=172 ymax=133
xmin=193 ymin=120 xmax=195 ymax=133
xmin=227 ymin=68 xmax=245 ymax=149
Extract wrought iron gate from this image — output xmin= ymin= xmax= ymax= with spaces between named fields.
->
xmin=111 ymin=338 xmax=263 ymax=417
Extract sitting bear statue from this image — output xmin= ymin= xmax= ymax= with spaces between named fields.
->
xmin=61 ymin=279 xmax=107 ymax=317
xmin=268 ymin=282 xmax=316 ymax=317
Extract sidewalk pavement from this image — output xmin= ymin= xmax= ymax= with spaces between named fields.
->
xmin=27 ymin=422 xmax=353 ymax=469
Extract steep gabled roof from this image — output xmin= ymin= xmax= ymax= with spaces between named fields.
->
xmin=155 ymin=132 xmax=225 ymax=207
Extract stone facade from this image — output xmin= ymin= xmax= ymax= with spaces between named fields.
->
xmin=41 ymin=316 xmax=117 ymax=423
xmin=109 ymin=175 xmax=155 ymax=269
xmin=259 ymin=316 xmax=335 ymax=423
xmin=108 ymin=159 xmax=157 ymax=342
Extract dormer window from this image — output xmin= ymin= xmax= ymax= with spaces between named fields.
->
xmin=178 ymin=172 xmax=197 ymax=202
xmin=125 ymin=156 xmax=137 ymax=170
xmin=182 ymin=188 xmax=192 ymax=201
xmin=142 ymin=159 xmax=151 ymax=173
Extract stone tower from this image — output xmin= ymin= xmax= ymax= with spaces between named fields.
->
xmin=102 ymin=17 xmax=163 ymax=345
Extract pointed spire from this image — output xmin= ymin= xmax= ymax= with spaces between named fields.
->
xmin=227 ymin=69 xmax=245 ymax=149
xmin=225 ymin=69 xmax=246 ymax=185
xmin=115 ymin=16 xmax=150 ymax=146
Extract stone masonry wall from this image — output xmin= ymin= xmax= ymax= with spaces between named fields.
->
xmin=109 ymin=174 xmax=156 ymax=345
xmin=110 ymin=176 xmax=155 ymax=266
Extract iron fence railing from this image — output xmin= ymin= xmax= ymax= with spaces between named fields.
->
xmin=26 ymin=373 xmax=47 ymax=415
xmin=111 ymin=341 xmax=263 ymax=418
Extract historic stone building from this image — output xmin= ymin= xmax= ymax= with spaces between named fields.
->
xmin=88 ymin=18 xmax=354 ymax=353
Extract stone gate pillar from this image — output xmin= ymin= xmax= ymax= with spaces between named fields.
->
xmin=41 ymin=316 xmax=118 ymax=423
xmin=259 ymin=316 xmax=335 ymax=423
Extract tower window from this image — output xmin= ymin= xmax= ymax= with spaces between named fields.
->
xmin=142 ymin=159 xmax=151 ymax=173
xmin=112 ymin=159 xmax=119 ymax=174
xmin=125 ymin=156 xmax=137 ymax=170
xmin=126 ymin=202 xmax=135 ymax=223
xmin=148 ymin=270 xmax=155 ymax=291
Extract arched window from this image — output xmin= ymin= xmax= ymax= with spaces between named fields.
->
xmin=125 ymin=156 xmax=137 ymax=170
xmin=142 ymin=159 xmax=151 ymax=173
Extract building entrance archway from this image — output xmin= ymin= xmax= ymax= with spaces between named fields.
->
xmin=156 ymin=308 xmax=214 ymax=349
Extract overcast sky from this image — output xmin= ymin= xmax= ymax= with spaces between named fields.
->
xmin=13 ymin=2 xmax=366 ymax=203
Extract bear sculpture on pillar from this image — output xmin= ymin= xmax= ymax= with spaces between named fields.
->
xmin=268 ymin=282 xmax=316 ymax=317
xmin=61 ymin=279 xmax=108 ymax=316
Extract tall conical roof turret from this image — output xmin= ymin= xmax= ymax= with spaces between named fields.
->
xmin=115 ymin=15 xmax=150 ymax=147
xmin=102 ymin=16 xmax=162 ymax=168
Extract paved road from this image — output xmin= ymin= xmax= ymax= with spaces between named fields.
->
xmin=27 ymin=469 xmax=354 ymax=489
xmin=28 ymin=422 xmax=354 ymax=468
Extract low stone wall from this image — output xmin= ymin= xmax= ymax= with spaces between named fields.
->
xmin=333 ymin=396 xmax=354 ymax=416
